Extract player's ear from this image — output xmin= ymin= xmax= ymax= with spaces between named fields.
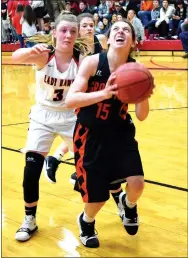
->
xmin=131 ymin=41 xmax=136 ymax=49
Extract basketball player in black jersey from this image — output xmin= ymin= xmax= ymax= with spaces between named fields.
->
xmin=45 ymin=13 xmax=125 ymax=213
xmin=66 ymin=20 xmax=151 ymax=248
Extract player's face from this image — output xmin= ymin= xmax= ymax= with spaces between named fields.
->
xmin=53 ymin=20 xmax=78 ymax=51
xmin=108 ymin=21 xmax=134 ymax=50
xmin=79 ymin=17 xmax=94 ymax=38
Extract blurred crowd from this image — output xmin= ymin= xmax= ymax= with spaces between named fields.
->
xmin=1 ymin=0 xmax=188 ymax=56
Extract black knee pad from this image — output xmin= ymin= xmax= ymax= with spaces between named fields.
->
xmin=23 ymin=152 xmax=44 ymax=203
xmin=109 ymin=182 xmax=121 ymax=191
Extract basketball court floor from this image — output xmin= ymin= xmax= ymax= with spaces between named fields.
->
xmin=2 ymin=53 xmax=187 ymax=257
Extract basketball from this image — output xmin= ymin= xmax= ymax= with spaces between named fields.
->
xmin=114 ymin=62 xmax=155 ymax=103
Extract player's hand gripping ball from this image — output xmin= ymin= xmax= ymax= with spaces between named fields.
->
xmin=114 ymin=62 xmax=155 ymax=103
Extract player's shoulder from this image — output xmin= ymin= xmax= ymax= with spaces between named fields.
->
xmin=82 ymin=53 xmax=100 ymax=66
xmin=79 ymin=54 xmax=100 ymax=77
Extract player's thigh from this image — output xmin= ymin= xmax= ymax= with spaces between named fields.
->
xmin=25 ymin=120 xmax=55 ymax=153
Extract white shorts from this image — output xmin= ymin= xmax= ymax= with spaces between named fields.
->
xmin=25 ymin=105 xmax=76 ymax=153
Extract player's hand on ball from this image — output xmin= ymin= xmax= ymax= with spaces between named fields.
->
xmin=104 ymin=72 xmax=118 ymax=99
xmin=29 ymin=44 xmax=51 ymax=55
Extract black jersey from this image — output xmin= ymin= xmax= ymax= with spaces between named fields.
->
xmin=76 ymin=52 xmax=136 ymax=130
xmin=93 ymin=35 xmax=103 ymax=54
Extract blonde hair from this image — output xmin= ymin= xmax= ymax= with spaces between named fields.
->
xmin=55 ymin=11 xmax=78 ymax=28
xmin=26 ymin=11 xmax=90 ymax=56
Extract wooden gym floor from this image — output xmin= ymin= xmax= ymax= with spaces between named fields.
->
xmin=2 ymin=53 xmax=188 ymax=257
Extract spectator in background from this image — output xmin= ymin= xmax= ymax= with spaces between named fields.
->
xmin=43 ymin=22 xmax=51 ymax=34
xmin=21 ymin=5 xmax=37 ymax=47
xmin=184 ymin=0 xmax=188 ymax=17
xmin=145 ymin=0 xmax=160 ymax=37
xmin=7 ymin=0 xmax=19 ymax=22
xmin=155 ymin=0 xmax=175 ymax=39
xmin=102 ymin=17 xmax=111 ymax=33
xmin=8 ymin=0 xmax=28 ymax=22
xmin=106 ymin=0 xmax=115 ymax=14
xmin=31 ymin=0 xmax=45 ymax=30
xmin=1 ymin=0 xmax=10 ymax=43
xmin=70 ymin=1 xmax=80 ymax=15
xmin=138 ymin=0 xmax=153 ymax=27
xmin=93 ymin=12 xmax=100 ymax=30
xmin=12 ymin=4 xmax=24 ymax=47
xmin=95 ymin=20 xmax=105 ymax=34
xmin=112 ymin=1 xmax=127 ymax=18
xmin=127 ymin=9 xmax=145 ymax=45
xmin=79 ymin=1 xmax=91 ymax=14
xmin=117 ymin=13 xmax=124 ymax=20
xmin=65 ymin=1 xmax=71 ymax=12
xmin=119 ymin=0 xmax=140 ymax=17
xmin=169 ymin=0 xmax=186 ymax=38
xmin=179 ymin=18 xmax=188 ymax=58
xmin=98 ymin=0 xmax=111 ymax=19
xmin=45 ymin=0 xmax=65 ymax=21
xmin=7 ymin=0 xmax=29 ymax=42
xmin=111 ymin=13 xmax=117 ymax=24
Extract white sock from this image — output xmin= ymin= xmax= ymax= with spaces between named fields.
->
xmin=125 ymin=195 xmax=136 ymax=209
xmin=83 ymin=212 xmax=95 ymax=223
xmin=53 ymin=150 xmax=64 ymax=161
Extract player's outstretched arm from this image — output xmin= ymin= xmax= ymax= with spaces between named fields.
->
xmin=12 ymin=44 xmax=50 ymax=69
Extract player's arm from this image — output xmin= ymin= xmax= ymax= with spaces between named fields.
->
xmin=135 ymin=99 xmax=149 ymax=121
xmin=65 ymin=55 xmax=118 ymax=109
xmin=12 ymin=44 xmax=50 ymax=69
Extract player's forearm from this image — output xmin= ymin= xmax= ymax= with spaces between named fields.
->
xmin=65 ymin=91 xmax=107 ymax=109
xmin=12 ymin=48 xmax=33 ymax=63
xmin=135 ymin=99 xmax=149 ymax=121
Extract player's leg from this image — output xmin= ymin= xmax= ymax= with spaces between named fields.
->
xmin=45 ymin=112 xmax=76 ymax=183
xmin=78 ymin=202 xmax=105 ymax=248
xmin=119 ymin=175 xmax=144 ymax=235
xmin=15 ymin=120 xmax=55 ymax=241
xmin=77 ymin=166 xmax=109 ymax=248
xmin=74 ymin=123 xmax=110 ymax=248
xmin=109 ymin=183 xmax=124 ymax=216
xmin=117 ymin=144 xmax=144 ymax=235
xmin=108 ymin=130 xmax=145 ymax=236
xmin=44 ymin=141 xmax=70 ymax=183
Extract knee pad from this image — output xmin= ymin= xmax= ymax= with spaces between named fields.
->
xmin=23 ymin=152 xmax=44 ymax=203
xmin=109 ymin=182 xmax=121 ymax=191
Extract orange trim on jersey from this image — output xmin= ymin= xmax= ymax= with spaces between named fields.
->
xmin=74 ymin=123 xmax=89 ymax=203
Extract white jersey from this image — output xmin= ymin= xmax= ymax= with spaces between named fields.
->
xmin=35 ymin=53 xmax=78 ymax=111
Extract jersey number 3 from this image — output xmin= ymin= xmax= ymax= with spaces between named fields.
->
xmin=53 ymin=89 xmax=64 ymax=101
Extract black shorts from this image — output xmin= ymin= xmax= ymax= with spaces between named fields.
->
xmin=73 ymin=122 xmax=144 ymax=203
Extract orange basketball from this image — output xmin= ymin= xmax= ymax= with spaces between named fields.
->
xmin=114 ymin=62 xmax=155 ymax=103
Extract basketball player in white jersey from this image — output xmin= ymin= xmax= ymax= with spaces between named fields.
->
xmin=44 ymin=13 xmax=105 ymax=184
xmin=12 ymin=12 xmax=79 ymax=242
